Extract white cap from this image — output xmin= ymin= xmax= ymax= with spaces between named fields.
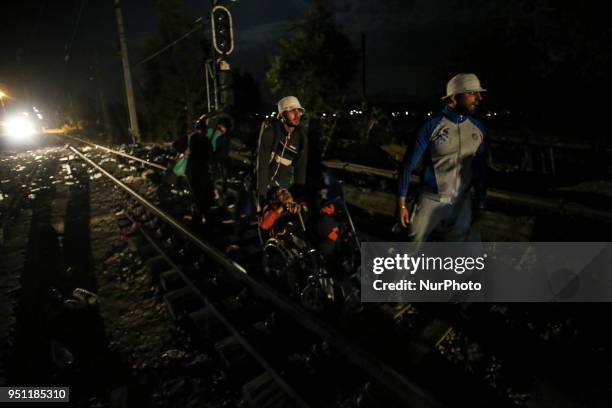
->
xmin=277 ymin=96 xmax=305 ymax=118
xmin=442 ymin=73 xmax=487 ymax=100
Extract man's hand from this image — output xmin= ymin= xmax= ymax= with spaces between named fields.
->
xmin=399 ymin=206 xmax=410 ymax=227
xmin=286 ymin=201 xmax=300 ymax=214
xmin=398 ymin=197 xmax=410 ymax=227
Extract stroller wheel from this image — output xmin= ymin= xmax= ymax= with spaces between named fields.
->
xmin=263 ymin=243 xmax=288 ymax=282
xmin=300 ymin=281 xmax=327 ymax=313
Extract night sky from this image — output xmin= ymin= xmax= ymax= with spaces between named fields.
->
xmin=0 ymin=1 xmax=609 ymax=116
xmin=1 ymin=0 xmax=316 ymax=107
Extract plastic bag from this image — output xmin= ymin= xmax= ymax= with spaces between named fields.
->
xmin=173 ymin=155 xmax=189 ymax=177
xmin=173 ymin=132 xmax=192 ymax=177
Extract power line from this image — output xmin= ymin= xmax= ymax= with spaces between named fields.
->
xmin=65 ymin=0 xmax=89 ymax=62
xmin=136 ymin=17 xmax=204 ymax=66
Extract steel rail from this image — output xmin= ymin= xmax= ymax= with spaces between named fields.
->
xmin=124 ymin=212 xmax=311 ymax=408
xmin=68 ymin=145 xmax=245 ymax=275
xmin=58 ymin=135 xmax=612 ymax=223
xmin=68 ymin=144 xmax=446 ymax=408
xmin=63 ymin=135 xmax=168 ymax=171
xmin=61 ymin=138 xmax=612 ymax=224
xmin=322 ymin=159 xmax=612 ymax=223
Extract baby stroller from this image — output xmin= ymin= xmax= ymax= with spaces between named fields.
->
xmin=258 ymin=176 xmax=362 ymax=314
xmin=258 ymin=187 xmax=336 ymax=312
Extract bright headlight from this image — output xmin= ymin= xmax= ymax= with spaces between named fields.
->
xmin=4 ymin=116 xmax=36 ymax=139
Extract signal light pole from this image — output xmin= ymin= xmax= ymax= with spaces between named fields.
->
xmin=114 ymin=0 xmax=141 ymax=144
xmin=205 ymin=1 xmax=235 ymax=113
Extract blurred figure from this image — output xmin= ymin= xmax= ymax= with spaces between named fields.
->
xmin=397 ymin=73 xmax=488 ymax=242
xmin=206 ymin=114 xmax=233 ymax=204
xmin=260 ymin=187 xmax=340 ymax=259
xmin=316 ymin=202 xmax=341 ymax=258
xmin=260 ymin=187 xmax=307 ymax=234
xmin=173 ymin=115 xmax=215 ymax=222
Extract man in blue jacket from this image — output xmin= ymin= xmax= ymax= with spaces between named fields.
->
xmin=397 ymin=73 xmax=487 ymax=242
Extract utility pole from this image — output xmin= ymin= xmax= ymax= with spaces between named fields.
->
xmin=114 ymin=0 xmax=141 ymax=144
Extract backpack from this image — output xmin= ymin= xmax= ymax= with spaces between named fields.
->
xmin=255 ymin=118 xmax=281 ymax=172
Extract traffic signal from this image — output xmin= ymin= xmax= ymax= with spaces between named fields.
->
xmin=212 ymin=5 xmax=234 ymax=55
xmin=218 ymin=66 xmax=234 ymax=108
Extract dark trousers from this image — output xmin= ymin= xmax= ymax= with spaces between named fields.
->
xmin=188 ymin=163 xmax=214 ymax=215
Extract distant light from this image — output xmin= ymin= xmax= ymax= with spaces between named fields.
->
xmin=37 ymin=114 xmax=44 ymax=120
xmin=33 ymin=106 xmax=39 ymax=113
xmin=4 ymin=116 xmax=36 ymax=140
xmin=22 ymin=112 xmax=29 ymax=117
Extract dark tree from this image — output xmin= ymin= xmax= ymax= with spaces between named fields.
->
xmin=266 ymin=0 xmax=359 ymax=115
xmin=138 ymin=0 xmax=209 ymax=142
xmin=266 ymin=0 xmax=359 ymax=159
xmin=69 ymin=91 xmax=101 ymax=136
xmin=436 ymin=0 xmax=611 ymax=116
xmin=232 ymin=70 xmax=263 ymax=118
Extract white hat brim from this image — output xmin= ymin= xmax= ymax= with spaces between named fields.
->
xmin=277 ymin=107 xmax=305 ymax=118
xmin=441 ymin=88 xmax=487 ymax=100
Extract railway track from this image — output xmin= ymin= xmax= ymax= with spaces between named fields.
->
xmin=0 ymin=151 xmax=51 ymax=384
xmin=76 ymin=139 xmax=612 ymax=407
xmin=61 ymin=139 xmax=524 ymax=406
xmin=66 ymin=143 xmax=451 ymax=407
xmin=4 ymin=136 xmax=609 ymax=407
xmin=0 ymin=152 xmax=47 ymax=245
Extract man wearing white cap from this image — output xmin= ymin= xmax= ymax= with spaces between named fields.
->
xmin=256 ymin=96 xmax=309 ymax=204
xmin=396 ymin=73 xmax=488 ymax=241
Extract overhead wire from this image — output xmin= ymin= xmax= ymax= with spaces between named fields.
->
xmin=131 ymin=15 xmax=208 ymax=134
xmin=136 ymin=17 xmax=204 ymax=66
xmin=65 ymin=0 xmax=89 ymax=62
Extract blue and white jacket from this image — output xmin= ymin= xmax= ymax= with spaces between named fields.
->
xmin=398 ymin=106 xmax=487 ymax=204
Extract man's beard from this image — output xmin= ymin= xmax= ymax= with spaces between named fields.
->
xmin=457 ymin=103 xmax=477 ymax=115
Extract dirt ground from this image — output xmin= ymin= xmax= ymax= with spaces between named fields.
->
xmin=1 ymin=147 xmax=239 ymax=407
